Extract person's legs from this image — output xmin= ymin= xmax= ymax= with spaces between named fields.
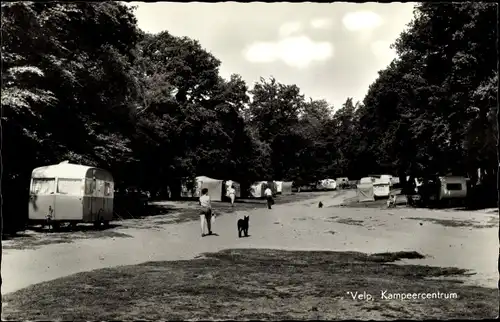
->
xmin=230 ymin=194 xmax=235 ymax=207
xmin=205 ymin=210 xmax=212 ymax=234
xmin=267 ymin=196 xmax=272 ymax=209
xmin=200 ymin=214 xmax=206 ymax=236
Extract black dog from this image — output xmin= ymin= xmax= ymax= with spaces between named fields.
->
xmin=318 ymin=201 xmax=323 ymax=208
xmin=237 ymin=215 xmax=249 ymax=238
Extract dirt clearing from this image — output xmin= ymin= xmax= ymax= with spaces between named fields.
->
xmin=2 ymin=192 xmax=327 ymax=250
xmin=2 ymin=249 xmax=497 ymax=321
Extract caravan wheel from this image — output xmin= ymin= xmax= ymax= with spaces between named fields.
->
xmin=103 ymin=221 xmax=110 ymax=229
xmin=93 ymin=221 xmax=102 ymax=229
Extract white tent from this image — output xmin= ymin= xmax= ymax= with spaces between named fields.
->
xmin=281 ymin=181 xmax=293 ymax=195
xmin=357 ymin=178 xmax=375 ymax=202
xmin=274 ymin=181 xmax=283 ymax=194
xmin=181 ymin=176 xmax=224 ymax=201
xmin=250 ymin=181 xmax=267 ymax=198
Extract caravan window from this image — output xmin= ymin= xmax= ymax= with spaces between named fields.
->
xmin=85 ymin=178 xmax=95 ymax=195
xmin=96 ymin=180 xmax=104 ymax=193
xmin=446 ymin=183 xmax=462 ymax=191
xmin=104 ymin=182 xmax=112 ymax=196
xmin=31 ymin=178 xmax=56 ymax=194
xmin=57 ymin=178 xmax=83 ymax=196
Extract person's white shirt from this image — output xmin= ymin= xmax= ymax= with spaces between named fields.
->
xmin=200 ymin=194 xmax=211 ymax=208
xmin=228 ymin=187 xmax=236 ymax=195
xmin=264 ymin=188 xmax=272 ymax=197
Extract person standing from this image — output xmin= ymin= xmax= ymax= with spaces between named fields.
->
xmin=264 ymin=185 xmax=274 ymax=209
xmin=199 ymin=188 xmax=213 ymax=236
xmin=228 ymin=185 xmax=236 ymax=207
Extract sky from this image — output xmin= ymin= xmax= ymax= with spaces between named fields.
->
xmin=128 ymin=2 xmax=416 ymax=110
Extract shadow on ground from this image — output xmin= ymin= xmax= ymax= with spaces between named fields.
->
xmin=1 ymin=224 xmax=132 ymax=250
xmin=2 ymin=249 xmax=496 ymax=320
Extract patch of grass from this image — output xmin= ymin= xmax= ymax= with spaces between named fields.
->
xmin=367 ymin=251 xmax=425 ymax=263
xmin=2 ymin=249 xmax=497 ymax=320
xmin=482 ymin=216 xmax=500 ymax=228
xmin=340 ymin=199 xmax=389 ymax=209
xmin=336 ymin=218 xmax=365 ymax=226
xmin=405 ymin=217 xmax=497 ymax=228
xmin=1 ymin=227 xmax=133 ymax=250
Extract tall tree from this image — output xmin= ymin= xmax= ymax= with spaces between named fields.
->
xmin=1 ymin=1 xmax=141 ymax=232
xmin=248 ymin=77 xmax=306 ymax=180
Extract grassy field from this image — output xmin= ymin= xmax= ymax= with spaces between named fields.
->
xmin=1 ymin=192 xmax=333 ymax=250
xmin=2 ymin=249 xmax=497 ymax=320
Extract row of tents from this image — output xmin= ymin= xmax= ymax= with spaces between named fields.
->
xmin=180 ymin=176 xmax=293 ymax=202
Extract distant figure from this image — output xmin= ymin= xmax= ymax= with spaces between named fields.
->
xmin=167 ymin=186 xmax=172 ymax=199
xmin=228 ymin=185 xmax=236 ymax=207
xmin=264 ymin=186 xmax=274 ymax=209
xmin=318 ymin=201 xmax=323 ymax=208
xmin=387 ymin=194 xmax=397 ymax=208
xmin=237 ymin=215 xmax=250 ymax=238
xmin=199 ymin=188 xmax=213 ymax=237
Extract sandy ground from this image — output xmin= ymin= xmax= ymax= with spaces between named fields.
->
xmin=2 ymin=190 xmax=498 ymax=295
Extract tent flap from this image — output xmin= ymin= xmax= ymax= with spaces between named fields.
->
xmin=281 ymin=182 xmax=293 ymax=195
xmin=275 ymin=181 xmax=283 ymax=193
xmin=357 ymin=183 xmax=375 ymax=202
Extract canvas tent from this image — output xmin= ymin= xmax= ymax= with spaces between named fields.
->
xmin=181 ymin=176 xmax=224 ymax=201
xmin=267 ymin=181 xmax=277 ymax=195
xmin=249 ymin=181 xmax=266 ymax=198
xmin=357 ymin=177 xmax=375 ymax=202
xmin=225 ymin=180 xmax=241 ymax=198
xmin=274 ymin=181 xmax=283 ymax=194
xmin=281 ymin=181 xmax=293 ymax=195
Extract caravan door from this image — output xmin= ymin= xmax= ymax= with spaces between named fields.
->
xmin=29 ymin=178 xmax=57 ymax=221
xmin=92 ymin=179 xmax=106 ymax=221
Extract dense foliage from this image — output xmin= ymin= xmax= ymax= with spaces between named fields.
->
xmin=1 ymin=2 xmax=497 ymax=232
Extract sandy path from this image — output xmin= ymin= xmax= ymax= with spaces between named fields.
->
xmin=2 ymin=190 xmax=498 ymax=295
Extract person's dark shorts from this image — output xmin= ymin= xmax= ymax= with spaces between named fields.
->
xmin=201 ymin=208 xmax=212 ymax=221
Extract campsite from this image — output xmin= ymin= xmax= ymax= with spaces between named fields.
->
xmin=2 ymin=190 xmax=498 ymax=320
xmin=2 ymin=2 xmax=499 ymax=321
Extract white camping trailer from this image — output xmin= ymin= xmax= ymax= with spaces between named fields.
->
xmin=29 ymin=161 xmax=114 ymax=229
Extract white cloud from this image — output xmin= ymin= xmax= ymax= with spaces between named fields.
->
xmin=310 ymin=18 xmax=333 ymax=29
xmin=278 ymin=21 xmax=303 ymax=37
xmin=342 ymin=11 xmax=383 ymax=31
xmin=244 ymin=36 xmax=334 ymax=69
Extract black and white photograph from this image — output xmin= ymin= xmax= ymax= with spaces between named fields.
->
xmin=1 ymin=1 xmax=499 ymax=320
